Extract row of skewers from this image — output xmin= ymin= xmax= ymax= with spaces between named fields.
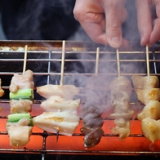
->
xmin=0 ymin=43 xmax=160 ymax=148
xmin=132 ymin=45 xmax=160 ymax=143
xmin=0 ymin=42 xmax=105 ymax=148
xmin=109 ymin=45 xmax=160 ymax=143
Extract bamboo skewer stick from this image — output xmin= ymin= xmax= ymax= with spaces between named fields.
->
xmin=57 ymin=40 xmax=66 ymax=141
xmin=146 ymin=45 xmax=150 ymax=76
xmin=60 ymin=40 xmax=66 ymax=86
xmin=47 ymin=51 xmax=51 ymax=84
xmin=23 ymin=45 xmax=28 ymax=74
xmin=116 ymin=48 xmax=120 ymax=76
xmin=95 ymin=47 xmax=100 ymax=76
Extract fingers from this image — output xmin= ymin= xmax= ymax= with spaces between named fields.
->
xmin=73 ymin=0 xmax=108 ymax=45
xmin=103 ymin=0 xmax=128 ymax=48
xmin=136 ymin=0 xmax=160 ymax=46
xmin=74 ymin=0 xmax=160 ymax=48
xmin=149 ymin=19 xmax=160 ymax=45
xmin=136 ymin=0 xmax=152 ymax=46
xmin=73 ymin=0 xmax=127 ymax=48
xmin=149 ymin=0 xmax=160 ymax=45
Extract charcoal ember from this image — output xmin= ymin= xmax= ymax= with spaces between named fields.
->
xmin=83 ymin=128 xmax=104 ymax=148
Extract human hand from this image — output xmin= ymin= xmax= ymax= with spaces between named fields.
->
xmin=73 ymin=0 xmax=128 ymax=48
xmin=136 ymin=0 xmax=160 ymax=46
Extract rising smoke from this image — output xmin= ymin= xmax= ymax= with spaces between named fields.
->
xmin=0 ymin=0 xmax=151 ymax=109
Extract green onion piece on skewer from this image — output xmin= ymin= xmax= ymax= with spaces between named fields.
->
xmin=7 ymin=113 xmax=33 ymax=126
xmin=9 ymin=89 xmax=34 ymax=100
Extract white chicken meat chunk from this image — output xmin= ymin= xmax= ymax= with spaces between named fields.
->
xmin=137 ymin=100 xmax=160 ymax=121
xmin=135 ymin=88 xmax=160 ymax=105
xmin=110 ymin=92 xmax=130 ymax=112
xmin=109 ymin=76 xmax=132 ymax=96
xmin=40 ymin=96 xmax=80 ymax=114
xmin=9 ymin=70 xmax=34 ymax=93
xmin=6 ymin=118 xmax=32 ymax=147
xmin=7 ymin=126 xmax=32 ymax=147
xmin=142 ymin=118 xmax=160 ymax=143
xmin=110 ymin=110 xmax=134 ymax=120
xmin=10 ymin=99 xmax=33 ymax=113
xmin=33 ymin=112 xmax=80 ymax=136
xmin=109 ymin=76 xmax=133 ymax=139
xmin=132 ymin=76 xmax=159 ymax=89
xmin=112 ymin=121 xmax=130 ymax=139
xmin=36 ymin=84 xmax=79 ymax=100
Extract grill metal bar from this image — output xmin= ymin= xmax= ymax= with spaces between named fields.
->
xmin=0 ymin=40 xmax=160 ymax=157
xmin=153 ymin=50 xmax=158 ymax=74
xmin=47 ymin=50 xmax=51 ymax=84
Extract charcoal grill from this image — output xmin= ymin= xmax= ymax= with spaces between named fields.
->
xmin=0 ymin=40 xmax=160 ymax=159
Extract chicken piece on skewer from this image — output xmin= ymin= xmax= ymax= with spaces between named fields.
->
xmin=131 ymin=76 xmax=159 ymax=89
xmin=33 ymin=111 xmax=80 ymax=136
xmin=6 ymin=113 xmax=33 ymax=147
xmin=10 ymin=99 xmax=33 ymax=114
xmin=132 ymin=75 xmax=160 ymax=142
xmin=80 ymin=103 xmax=104 ymax=148
xmin=7 ymin=126 xmax=32 ymax=147
xmin=135 ymin=88 xmax=160 ymax=105
xmin=137 ymin=100 xmax=160 ymax=121
xmin=110 ymin=94 xmax=133 ymax=139
xmin=132 ymin=76 xmax=160 ymax=104
xmin=9 ymin=70 xmax=34 ymax=113
xmin=36 ymin=82 xmax=80 ymax=137
xmin=9 ymin=70 xmax=34 ymax=92
xmin=82 ymin=127 xmax=104 ymax=148
xmin=7 ymin=70 xmax=34 ymax=146
xmin=110 ymin=76 xmax=132 ymax=96
xmin=78 ymin=88 xmax=105 ymax=148
xmin=0 ymin=78 xmax=4 ymax=97
xmin=141 ymin=117 xmax=160 ymax=143
xmin=109 ymin=76 xmax=134 ymax=139
xmin=36 ymin=84 xmax=79 ymax=100
xmin=40 ymin=96 xmax=80 ymax=114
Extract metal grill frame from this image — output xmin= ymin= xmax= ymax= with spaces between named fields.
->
xmin=0 ymin=40 xmax=160 ymax=159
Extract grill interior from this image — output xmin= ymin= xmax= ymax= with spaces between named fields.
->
xmin=0 ymin=40 xmax=160 ymax=159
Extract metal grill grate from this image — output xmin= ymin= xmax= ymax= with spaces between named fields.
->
xmin=0 ymin=40 xmax=160 ymax=159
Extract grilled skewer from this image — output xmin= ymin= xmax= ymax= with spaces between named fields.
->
xmin=109 ymin=76 xmax=134 ymax=139
xmin=6 ymin=69 xmax=34 ymax=147
xmin=132 ymin=45 xmax=160 ymax=143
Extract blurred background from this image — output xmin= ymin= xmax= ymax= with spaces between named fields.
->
xmin=0 ymin=0 xmax=91 ymax=42
xmin=0 ymin=0 xmax=140 ymax=46
xmin=0 ymin=14 xmax=6 ymax=40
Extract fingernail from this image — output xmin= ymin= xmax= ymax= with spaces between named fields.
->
xmin=140 ymin=31 xmax=148 ymax=46
xmin=140 ymin=35 xmax=148 ymax=46
xmin=140 ymin=32 xmax=145 ymax=45
xmin=110 ymin=37 xmax=122 ymax=48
